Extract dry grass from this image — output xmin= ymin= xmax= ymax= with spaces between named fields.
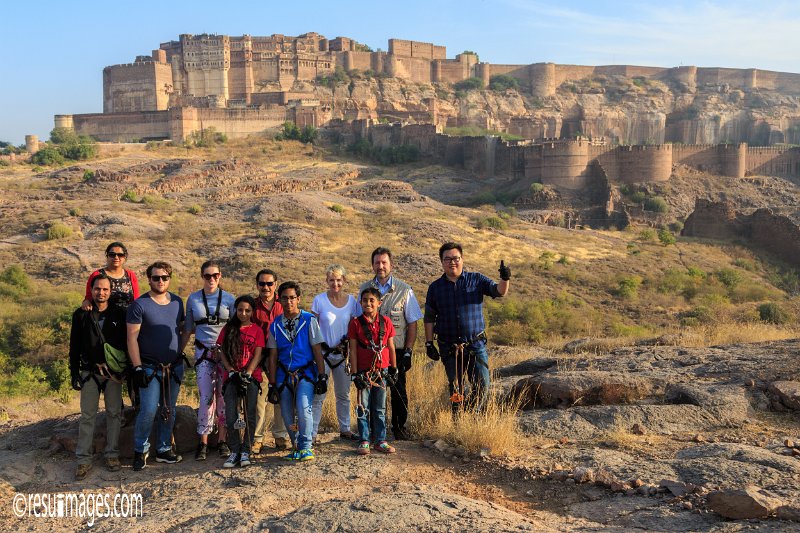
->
xmin=680 ymin=322 xmax=797 ymax=347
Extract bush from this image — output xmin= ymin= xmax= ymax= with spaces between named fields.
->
xmin=658 ymin=229 xmax=676 ymax=246
xmin=68 ymin=207 xmax=82 ymax=217
xmin=120 ymin=189 xmax=139 ymax=202
xmin=46 ymin=221 xmax=73 ymax=240
xmin=329 ymin=204 xmax=344 ymax=214
xmin=82 ymin=169 xmax=95 ymax=181
xmin=0 ymin=265 xmax=30 ymax=293
xmin=714 ymin=267 xmax=742 ymax=289
xmin=30 ymin=146 xmax=65 ymax=166
xmin=616 ymin=276 xmax=642 ymax=299
xmin=758 ymin=302 xmax=789 ymax=324
xmin=188 ymin=204 xmax=202 ymax=215
xmin=454 ymin=77 xmax=484 ymax=92
xmin=530 ymin=182 xmax=544 ymax=194
xmin=184 ymin=127 xmax=227 ymax=147
xmin=0 ymin=363 xmax=50 ymax=399
xmin=475 ymin=216 xmax=507 ymax=230
xmin=644 ymin=196 xmax=669 ymax=213
xmin=489 ymin=74 xmax=520 ymax=92
xmin=629 ymin=191 xmax=646 ymax=203
xmin=638 ymin=229 xmax=656 ymax=241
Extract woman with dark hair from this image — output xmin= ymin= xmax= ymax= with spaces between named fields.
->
xmin=216 ymin=295 xmax=265 ymax=468
xmin=81 ymin=242 xmax=140 ymax=311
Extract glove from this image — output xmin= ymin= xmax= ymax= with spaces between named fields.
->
xmin=133 ymin=366 xmax=148 ymax=388
xmin=352 ymin=373 xmax=369 ymax=391
xmin=499 ymin=260 xmax=511 ymax=281
xmin=384 ymin=366 xmax=399 ymax=388
xmin=400 ymin=348 xmax=412 ymax=372
xmin=267 ymin=384 xmax=280 ymax=404
xmin=425 ymin=341 xmax=440 ymax=361
xmin=314 ymin=374 xmax=328 ymax=395
xmin=70 ymin=371 xmax=82 ymax=391
xmin=235 ymin=371 xmax=249 ymax=396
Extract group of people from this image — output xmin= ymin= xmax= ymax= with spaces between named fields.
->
xmin=69 ymin=241 xmax=510 ymax=479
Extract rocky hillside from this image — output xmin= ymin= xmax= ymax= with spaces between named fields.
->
xmin=295 ymin=75 xmax=800 ymax=146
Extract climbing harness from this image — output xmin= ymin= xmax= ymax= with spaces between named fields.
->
xmin=442 ymin=331 xmax=488 ymax=410
xmin=354 ymin=314 xmax=389 ymax=418
xmin=195 ymin=289 xmax=227 ymax=326
xmin=321 ymin=336 xmax=350 ymax=373
xmin=145 ymin=356 xmax=184 ymax=422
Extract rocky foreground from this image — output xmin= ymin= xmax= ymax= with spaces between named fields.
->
xmin=1 ymin=339 xmax=799 ymax=531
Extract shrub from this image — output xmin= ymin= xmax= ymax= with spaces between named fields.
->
xmin=188 ymin=204 xmax=202 ymax=215
xmin=530 ymin=182 xmax=544 ymax=194
xmin=454 ymin=77 xmax=484 ymax=92
xmin=18 ymin=323 xmax=55 ymax=352
xmin=758 ymin=302 xmax=789 ymax=324
xmin=0 ymin=363 xmax=50 ymax=399
xmin=733 ymin=258 xmax=757 ymax=272
xmin=638 ymin=229 xmax=656 ymax=241
xmin=46 ymin=221 xmax=73 ymax=240
xmin=629 ymin=191 xmax=646 ymax=203
xmin=658 ymin=229 xmax=676 ymax=246
xmin=668 ymin=220 xmax=684 ymax=233
xmin=120 ymin=189 xmax=139 ymax=202
xmin=329 ymin=204 xmax=344 ymax=214
xmin=476 ymin=216 xmax=507 ymax=230
xmin=68 ymin=207 xmax=82 ymax=217
xmin=30 ymin=146 xmax=65 ymax=166
xmin=644 ymin=196 xmax=669 ymax=213
xmin=82 ymin=169 xmax=95 ymax=181
xmin=0 ymin=265 xmax=30 ymax=293
xmin=489 ymin=74 xmax=520 ymax=92
xmin=616 ymin=276 xmax=642 ymax=299
xmin=714 ymin=267 xmax=742 ymax=289
xmin=538 ymin=251 xmax=557 ymax=270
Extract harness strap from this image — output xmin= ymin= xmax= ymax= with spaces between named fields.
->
xmin=194 ymin=339 xmax=218 ymax=366
xmin=196 ymin=289 xmax=227 ymax=325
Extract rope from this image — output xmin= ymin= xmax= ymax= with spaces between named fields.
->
xmin=450 ymin=343 xmax=467 ymax=406
xmin=160 ymin=364 xmax=172 ymax=421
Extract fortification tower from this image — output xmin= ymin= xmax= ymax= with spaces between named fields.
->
xmin=671 ymin=66 xmax=697 ymax=91
xmin=25 ymin=135 xmax=39 ymax=154
xmin=745 ymin=69 xmax=758 ymax=90
xmin=540 ymin=140 xmax=591 ymax=189
xmin=180 ymin=34 xmax=231 ymax=102
xmin=476 ymin=63 xmax=491 ymax=87
xmin=54 ymin=115 xmax=74 ymax=130
xmin=718 ymin=143 xmax=747 ymax=178
xmin=530 ymin=63 xmax=556 ymax=98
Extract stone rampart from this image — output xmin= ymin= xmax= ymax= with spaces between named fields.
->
xmin=72 ymin=111 xmax=171 ymax=142
xmin=596 ymin=144 xmax=673 ymax=184
xmin=746 ymin=146 xmax=800 ymax=178
xmin=672 ymin=144 xmax=746 ymax=178
xmin=539 ymin=140 xmax=591 ymax=190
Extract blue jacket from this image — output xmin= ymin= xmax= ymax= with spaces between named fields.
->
xmin=270 ymin=310 xmax=318 ymax=383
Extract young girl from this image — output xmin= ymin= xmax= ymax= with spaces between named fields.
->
xmin=217 ymin=295 xmax=265 ymax=468
xmin=348 ymin=287 xmax=398 ymax=455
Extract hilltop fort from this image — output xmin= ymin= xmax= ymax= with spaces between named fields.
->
xmin=52 ymin=32 xmax=800 ymax=187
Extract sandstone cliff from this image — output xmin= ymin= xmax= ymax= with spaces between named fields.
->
xmin=307 ymin=75 xmax=800 ymax=146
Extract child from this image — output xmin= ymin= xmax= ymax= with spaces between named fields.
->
xmin=217 ymin=295 xmax=264 ymax=468
xmin=348 ymin=287 xmax=398 ymax=455
xmin=266 ymin=281 xmax=327 ymax=462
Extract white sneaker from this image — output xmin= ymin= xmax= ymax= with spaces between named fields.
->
xmin=223 ymin=452 xmax=238 ymax=468
xmin=239 ymin=452 xmax=251 ymax=467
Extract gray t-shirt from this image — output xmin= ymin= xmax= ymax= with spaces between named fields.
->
xmin=127 ymin=292 xmax=185 ymax=365
xmin=184 ymin=288 xmax=235 ymax=348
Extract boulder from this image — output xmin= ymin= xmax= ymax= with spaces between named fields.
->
xmin=511 ymin=372 xmax=660 ymax=409
xmin=768 ymin=381 xmax=800 ymax=411
xmin=776 ymin=504 xmax=800 ymax=522
xmin=706 ymin=485 xmax=783 ymax=519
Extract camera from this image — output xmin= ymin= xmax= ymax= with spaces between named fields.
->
xmin=206 ymin=315 xmax=220 ymax=325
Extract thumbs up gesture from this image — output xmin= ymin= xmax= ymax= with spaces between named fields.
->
xmin=499 ymin=260 xmax=511 ymax=281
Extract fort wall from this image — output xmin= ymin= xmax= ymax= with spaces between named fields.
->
xmin=103 ymin=62 xmax=173 ymax=113
xmin=746 ymin=146 xmax=800 ymax=178
xmin=539 ymin=140 xmax=591 ymax=190
xmin=71 ymin=111 xmax=171 ymax=142
xmin=595 ymin=144 xmax=673 ymax=183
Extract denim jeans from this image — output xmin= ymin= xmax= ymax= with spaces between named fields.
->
xmin=133 ymin=363 xmax=184 ymax=454
xmin=312 ymin=355 xmax=352 ymax=436
xmin=440 ymin=341 xmax=490 ymax=411
xmin=223 ymin=378 xmax=259 ymax=455
xmin=279 ymin=378 xmax=314 ymax=451
xmin=356 ymin=382 xmax=387 ymax=443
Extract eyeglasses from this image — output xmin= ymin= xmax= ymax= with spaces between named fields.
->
xmin=107 ymin=252 xmax=126 ymax=258
xmin=442 ymin=256 xmax=462 ymax=264
xmin=279 ymin=295 xmax=299 ymax=301
xmin=202 ymin=273 xmax=221 ymax=281
xmin=258 ymin=281 xmax=276 ymax=287
xmin=150 ymin=275 xmax=171 ymax=282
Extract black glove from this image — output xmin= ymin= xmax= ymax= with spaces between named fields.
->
xmin=235 ymin=371 xmax=249 ymax=396
xmin=267 ymin=384 xmax=280 ymax=404
xmin=133 ymin=366 xmax=148 ymax=388
xmin=70 ymin=370 xmax=82 ymax=391
xmin=352 ymin=373 xmax=369 ymax=391
xmin=425 ymin=341 xmax=440 ymax=361
xmin=499 ymin=260 xmax=511 ymax=281
xmin=384 ymin=366 xmax=399 ymax=388
xmin=400 ymin=348 xmax=413 ymax=372
xmin=314 ymin=374 xmax=328 ymax=395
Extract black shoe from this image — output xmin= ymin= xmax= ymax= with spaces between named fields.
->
xmin=218 ymin=441 xmax=231 ymax=457
xmin=393 ymin=428 xmax=410 ymax=441
xmin=195 ymin=443 xmax=207 ymax=461
xmin=155 ymin=450 xmax=183 ymax=464
xmin=133 ymin=451 xmax=148 ymax=471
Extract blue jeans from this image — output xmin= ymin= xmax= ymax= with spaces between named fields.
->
xmin=356 ymin=382 xmax=387 ymax=443
xmin=134 ymin=363 xmax=184 ymax=454
xmin=440 ymin=341 xmax=490 ymax=411
xmin=279 ymin=379 xmax=314 ymax=451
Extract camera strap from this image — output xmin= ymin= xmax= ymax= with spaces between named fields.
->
xmin=196 ymin=289 xmax=226 ymax=325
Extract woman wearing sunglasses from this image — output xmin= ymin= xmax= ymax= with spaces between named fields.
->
xmin=81 ymin=242 xmax=140 ymax=311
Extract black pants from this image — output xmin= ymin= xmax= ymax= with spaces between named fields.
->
xmin=390 ymin=364 xmax=408 ymax=433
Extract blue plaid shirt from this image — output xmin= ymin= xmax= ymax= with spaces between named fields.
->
xmin=424 ymin=271 xmax=500 ymax=345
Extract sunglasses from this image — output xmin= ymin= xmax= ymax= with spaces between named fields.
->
xmin=107 ymin=252 xmax=126 ymax=258
xmin=150 ymin=275 xmax=171 ymax=282
xmin=202 ymin=273 xmax=221 ymax=281
xmin=258 ymin=281 xmax=276 ymax=287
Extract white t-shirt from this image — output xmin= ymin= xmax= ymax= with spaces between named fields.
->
xmin=311 ymin=292 xmax=360 ymax=346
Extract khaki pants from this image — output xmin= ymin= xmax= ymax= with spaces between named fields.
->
xmin=76 ymin=371 xmax=122 ymax=465
xmin=253 ymin=388 xmax=288 ymax=443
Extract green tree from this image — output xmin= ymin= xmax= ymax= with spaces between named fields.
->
xmin=489 ymin=74 xmax=520 ymax=92
xmin=460 ymin=50 xmax=479 ymax=62
xmin=454 ymin=77 xmax=484 ymax=92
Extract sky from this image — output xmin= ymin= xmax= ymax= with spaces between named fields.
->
xmin=1 ymin=0 xmax=798 ymax=144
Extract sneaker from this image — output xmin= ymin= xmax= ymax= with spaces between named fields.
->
xmin=239 ymin=452 xmax=251 ymax=467
xmin=274 ymin=437 xmax=290 ymax=450
xmin=283 ymin=450 xmax=299 ymax=461
xmin=218 ymin=441 xmax=231 ymax=457
xmin=195 ymin=443 xmax=208 ymax=461
xmin=105 ymin=457 xmax=121 ymax=472
xmin=75 ymin=463 xmax=92 ymax=480
xmin=155 ymin=450 xmax=183 ymax=464
xmin=251 ymin=441 xmax=262 ymax=454
xmin=357 ymin=441 xmax=370 ymax=455
xmin=133 ymin=451 xmax=148 ymax=472
xmin=297 ymin=448 xmax=315 ymax=462
xmin=223 ymin=452 xmax=239 ymax=468
xmin=376 ymin=441 xmax=396 ymax=454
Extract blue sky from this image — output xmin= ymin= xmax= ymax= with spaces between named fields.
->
xmin=1 ymin=0 xmax=798 ymax=144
